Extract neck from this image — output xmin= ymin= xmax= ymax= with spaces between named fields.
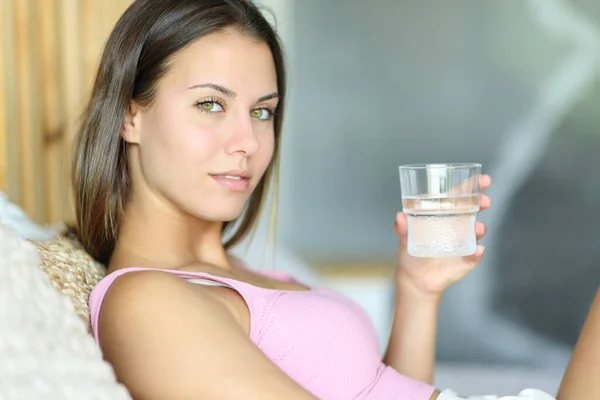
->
xmin=110 ymin=193 xmax=232 ymax=273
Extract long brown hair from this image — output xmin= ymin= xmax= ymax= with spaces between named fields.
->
xmin=72 ymin=0 xmax=286 ymax=264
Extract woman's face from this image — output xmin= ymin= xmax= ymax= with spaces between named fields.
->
xmin=124 ymin=29 xmax=278 ymax=222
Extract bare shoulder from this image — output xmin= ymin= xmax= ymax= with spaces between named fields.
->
xmin=99 ymin=270 xmax=231 ymax=343
xmin=102 ymin=269 xmax=201 ymax=306
xmin=97 ymin=269 xmax=315 ymax=400
xmin=102 ymin=270 xmax=193 ymax=314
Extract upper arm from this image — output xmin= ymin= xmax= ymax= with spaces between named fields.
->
xmin=557 ymin=288 xmax=600 ymax=399
xmin=98 ymin=271 xmax=316 ymax=400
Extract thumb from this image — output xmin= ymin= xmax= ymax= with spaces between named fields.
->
xmin=395 ymin=212 xmax=408 ymax=245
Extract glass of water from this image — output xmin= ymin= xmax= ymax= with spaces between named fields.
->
xmin=398 ymin=163 xmax=481 ymax=258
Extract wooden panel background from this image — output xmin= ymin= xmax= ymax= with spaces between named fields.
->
xmin=0 ymin=0 xmax=132 ymax=224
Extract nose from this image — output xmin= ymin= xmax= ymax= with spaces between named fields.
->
xmin=225 ymin=112 xmax=259 ymax=156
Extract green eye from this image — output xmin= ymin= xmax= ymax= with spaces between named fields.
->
xmin=198 ymin=101 xmax=223 ymax=112
xmin=251 ymin=108 xmax=272 ymax=120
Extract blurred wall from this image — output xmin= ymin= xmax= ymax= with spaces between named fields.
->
xmin=278 ymin=0 xmax=600 ymax=366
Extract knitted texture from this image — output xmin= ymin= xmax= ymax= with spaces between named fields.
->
xmin=0 ymin=224 xmax=131 ymax=400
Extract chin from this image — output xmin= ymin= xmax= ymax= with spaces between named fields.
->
xmin=188 ymin=201 xmax=247 ymax=223
xmin=216 ymin=209 xmax=245 ymax=222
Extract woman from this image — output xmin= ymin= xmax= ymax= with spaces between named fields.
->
xmin=74 ymin=0 xmax=594 ymax=399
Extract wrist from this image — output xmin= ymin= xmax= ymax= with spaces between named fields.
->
xmin=395 ymin=271 xmax=444 ymax=305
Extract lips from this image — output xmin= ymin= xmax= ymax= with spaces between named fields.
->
xmin=213 ymin=174 xmax=246 ymax=181
xmin=210 ymin=171 xmax=251 ymax=192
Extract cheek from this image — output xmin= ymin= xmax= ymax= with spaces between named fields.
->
xmin=265 ymin=134 xmax=276 ymax=163
xmin=254 ymin=129 xmax=276 ymax=174
xmin=141 ymin=112 xmax=221 ymax=189
xmin=151 ymin=111 xmax=219 ymax=161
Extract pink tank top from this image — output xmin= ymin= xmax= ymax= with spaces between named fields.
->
xmin=89 ymin=267 xmax=435 ymax=400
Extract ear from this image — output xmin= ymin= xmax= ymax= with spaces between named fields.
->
xmin=121 ymin=101 xmax=143 ymax=144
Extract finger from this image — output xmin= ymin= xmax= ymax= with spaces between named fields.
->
xmin=395 ymin=212 xmax=408 ymax=246
xmin=475 ymin=221 xmax=486 ymax=240
xmin=446 ymin=174 xmax=479 ymax=195
xmin=480 ymin=174 xmax=492 ymax=190
xmin=395 ymin=212 xmax=407 ymax=235
xmin=446 ymin=172 xmax=488 ymax=196
xmin=479 ymin=194 xmax=491 ymax=210
xmin=462 ymin=244 xmax=485 ymax=265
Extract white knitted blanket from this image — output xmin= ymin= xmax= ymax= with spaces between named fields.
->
xmin=0 ymin=224 xmax=132 ymax=399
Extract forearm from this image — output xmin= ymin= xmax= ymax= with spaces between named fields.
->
xmin=383 ymin=278 xmax=441 ymax=384
xmin=557 ymin=288 xmax=600 ymax=399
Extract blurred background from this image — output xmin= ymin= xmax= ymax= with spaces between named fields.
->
xmin=2 ymin=0 xmax=600 ymax=395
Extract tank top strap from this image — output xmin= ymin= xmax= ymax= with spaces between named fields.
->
xmin=89 ymin=267 xmax=277 ymax=344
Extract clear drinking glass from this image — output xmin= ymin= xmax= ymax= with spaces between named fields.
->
xmin=398 ymin=163 xmax=481 ymax=258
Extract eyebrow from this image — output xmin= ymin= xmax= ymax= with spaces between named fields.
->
xmin=257 ymin=92 xmax=279 ymax=103
xmin=188 ymin=83 xmax=278 ymax=103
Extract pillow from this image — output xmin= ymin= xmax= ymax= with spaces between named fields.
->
xmin=0 ymin=192 xmax=105 ymax=332
xmin=0 ymin=223 xmax=131 ymax=399
xmin=29 ymin=231 xmax=107 ymax=333
xmin=0 ymin=191 xmax=56 ymax=240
